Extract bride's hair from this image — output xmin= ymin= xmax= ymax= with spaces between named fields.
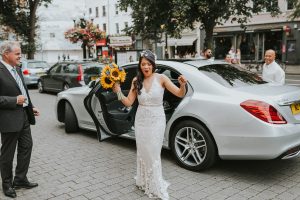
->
xmin=134 ymin=50 xmax=156 ymax=95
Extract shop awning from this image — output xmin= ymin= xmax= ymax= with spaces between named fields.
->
xmin=109 ymin=36 xmax=132 ymax=47
xmin=167 ymin=36 xmax=197 ymax=46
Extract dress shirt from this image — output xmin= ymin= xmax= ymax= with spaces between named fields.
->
xmin=262 ymin=61 xmax=285 ymax=85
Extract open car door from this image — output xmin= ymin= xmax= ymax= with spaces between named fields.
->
xmin=84 ymin=64 xmax=138 ymax=141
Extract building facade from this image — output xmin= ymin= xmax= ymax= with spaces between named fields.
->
xmin=203 ymin=0 xmax=300 ymax=64
xmin=35 ymin=0 xmax=86 ymax=64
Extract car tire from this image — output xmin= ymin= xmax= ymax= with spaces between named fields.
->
xmin=37 ymin=80 xmax=44 ymax=93
xmin=65 ymin=102 xmax=78 ymax=133
xmin=63 ymin=83 xmax=70 ymax=91
xmin=170 ymin=120 xmax=217 ymax=171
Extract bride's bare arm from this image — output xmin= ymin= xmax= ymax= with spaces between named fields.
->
xmin=161 ymin=74 xmax=187 ymax=98
xmin=112 ymin=77 xmax=137 ymax=107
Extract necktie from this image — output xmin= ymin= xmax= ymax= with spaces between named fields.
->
xmin=11 ymin=68 xmax=29 ymax=106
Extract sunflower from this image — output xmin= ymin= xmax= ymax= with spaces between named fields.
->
xmin=100 ymin=73 xmax=114 ymax=89
xmin=120 ymin=69 xmax=126 ymax=82
xmin=101 ymin=65 xmax=111 ymax=76
xmin=110 ymin=67 xmax=121 ymax=81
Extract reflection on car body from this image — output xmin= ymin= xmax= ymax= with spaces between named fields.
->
xmin=55 ymin=59 xmax=300 ymax=171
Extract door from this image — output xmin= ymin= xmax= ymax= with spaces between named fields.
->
xmin=84 ymin=64 xmax=138 ymax=140
xmin=43 ymin=64 xmax=62 ymax=91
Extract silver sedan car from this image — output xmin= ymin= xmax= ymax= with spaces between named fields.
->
xmin=55 ymin=59 xmax=300 ymax=171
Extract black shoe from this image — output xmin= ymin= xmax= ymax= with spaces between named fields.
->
xmin=3 ymin=187 xmax=17 ymax=198
xmin=13 ymin=180 xmax=38 ymax=189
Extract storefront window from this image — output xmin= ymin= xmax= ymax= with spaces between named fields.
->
xmin=238 ymin=34 xmax=255 ymax=61
xmin=264 ymin=31 xmax=283 ymax=60
xmin=213 ymin=36 xmax=233 ymax=59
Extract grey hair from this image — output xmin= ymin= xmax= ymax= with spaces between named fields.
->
xmin=0 ymin=40 xmax=21 ymax=56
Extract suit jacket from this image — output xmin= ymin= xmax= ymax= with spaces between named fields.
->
xmin=0 ymin=62 xmax=35 ymax=133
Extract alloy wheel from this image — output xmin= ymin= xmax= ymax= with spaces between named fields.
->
xmin=174 ymin=126 xmax=207 ymax=167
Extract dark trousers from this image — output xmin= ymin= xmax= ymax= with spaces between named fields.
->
xmin=0 ymin=109 xmax=33 ymax=189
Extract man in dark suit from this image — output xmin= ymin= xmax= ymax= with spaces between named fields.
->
xmin=0 ymin=41 xmax=40 ymax=198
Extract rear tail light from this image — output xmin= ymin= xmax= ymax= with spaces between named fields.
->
xmin=77 ymin=64 xmax=83 ymax=82
xmin=23 ymin=69 xmax=30 ymax=75
xmin=240 ymin=100 xmax=287 ymax=124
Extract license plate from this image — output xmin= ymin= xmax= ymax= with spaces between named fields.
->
xmin=91 ymin=76 xmax=98 ymax=81
xmin=291 ymin=103 xmax=300 ymax=115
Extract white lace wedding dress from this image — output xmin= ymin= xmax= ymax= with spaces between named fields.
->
xmin=134 ymin=73 xmax=170 ymax=200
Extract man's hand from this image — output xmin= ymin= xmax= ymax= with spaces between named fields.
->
xmin=17 ymin=95 xmax=27 ymax=105
xmin=33 ymin=107 xmax=40 ymax=116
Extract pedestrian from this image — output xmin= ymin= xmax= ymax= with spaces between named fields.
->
xmin=0 ymin=41 xmax=40 ymax=198
xmin=203 ymin=48 xmax=213 ymax=60
xmin=112 ymin=50 xmax=187 ymax=200
xmin=224 ymin=54 xmax=232 ymax=63
xmin=262 ymin=49 xmax=285 ymax=85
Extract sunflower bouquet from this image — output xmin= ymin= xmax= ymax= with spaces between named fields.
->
xmin=100 ymin=63 xmax=126 ymax=89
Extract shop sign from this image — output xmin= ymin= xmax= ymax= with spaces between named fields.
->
xmin=96 ymin=38 xmax=107 ymax=46
xmin=109 ymin=36 xmax=132 ymax=47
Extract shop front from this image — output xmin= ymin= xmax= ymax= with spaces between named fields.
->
xmin=212 ymin=22 xmax=300 ymax=64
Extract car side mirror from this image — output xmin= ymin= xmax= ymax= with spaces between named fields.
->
xmin=88 ymin=80 xmax=96 ymax=88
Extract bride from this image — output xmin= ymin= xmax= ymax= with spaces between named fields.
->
xmin=113 ymin=50 xmax=187 ymax=199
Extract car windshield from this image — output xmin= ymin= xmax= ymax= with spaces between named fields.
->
xmin=198 ymin=64 xmax=266 ymax=88
xmin=27 ymin=62 xmax=50 ymax=69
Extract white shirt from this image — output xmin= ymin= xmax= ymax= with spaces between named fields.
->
xmin=262 ymin=61 xmax=285 ymax=85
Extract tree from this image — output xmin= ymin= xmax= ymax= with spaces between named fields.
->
xmin=118 ymin=0 xmax=182 ymax=52
xmin=288 ymin=0 xmax=300 ymax=20
xmin=119 ymin=0 xmax=280 ymax=50
xmin=0 ymin=0 xmax=52 ymax=59
xmin=173 ymin=0 xmax=280 ymax=49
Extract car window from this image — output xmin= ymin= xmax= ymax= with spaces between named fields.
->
xmin=82 ymin=62 xmax=103 ymax=75
xmin=27 ymin=62 xmax=50 ymax=69
xmin=198 ymin=64 xmax=266 ymax=88
xmin=156 ymin=67 xmax=179 ymax=80
xmin=49 ymin=64 xmax=62 ymax=74
xmin=63 ymin=64 xmax=78 ymax=74
xmin=122 ymin=65 xmax=138 ymax=90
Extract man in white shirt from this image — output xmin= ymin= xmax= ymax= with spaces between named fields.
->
xmin=262 ymin=49 xmax=285 ymax=85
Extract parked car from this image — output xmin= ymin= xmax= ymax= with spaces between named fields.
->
xmin=21 ymin=59 xmax=50 ymax=86
xmin=38 ymin=61 xmax=104 ymax=93
xmin=55 ymin=59 xmax=300 ymax=171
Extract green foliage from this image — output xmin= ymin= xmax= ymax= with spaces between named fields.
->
xmin=119 ymin=0 xmax=280 ymax=49
xmin=288 ymin=0 xmax=300 ymax=20
xmin=0 ymin=0 xmax=52 ymax=58
xmin=119 ymin=0 xmax=181 ymax=41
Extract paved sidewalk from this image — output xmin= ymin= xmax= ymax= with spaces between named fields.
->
xmin=285 ymin=65 xmax=300 ymax=75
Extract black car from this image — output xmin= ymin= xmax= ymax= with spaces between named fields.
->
xmin=38 ymin=61 xmax=104 ymax=93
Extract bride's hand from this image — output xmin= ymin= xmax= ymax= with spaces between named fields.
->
xmin=178 ymin=75 xmax=187 ymax=86
xmin=112 ymin=82 xmax=121 ymax=93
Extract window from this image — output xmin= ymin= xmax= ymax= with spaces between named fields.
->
xmin=198 ymin=64 xmax=266 ymax=88
xmin=95 ymin=7 xmax=99 ymax=17
xmin=89 ymin=8 xmax=92 ymax=14
xmin=115 ymin=4 xmax=119 ymax=15
xmin=102 ymin=6 xmax=106 ymax=16
xmin=124 ymin=22 xmax=128 ymax=29
xmin=116 ymin=23 xmax=119 ymax=34
xmin=266 ymin=0 xmax=278 ymax=12
xmin=103 ymin=23 xmax=107 ymax=32
xmin=287 ymin=0 xmax=295 ymax=10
